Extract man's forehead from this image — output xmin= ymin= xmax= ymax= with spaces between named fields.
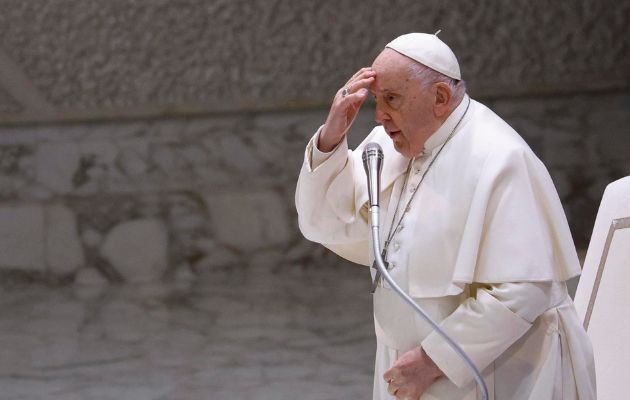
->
xmin=369 ymin=80 xmax=403 ymax=94
xmin=370 ymin=51 xmax=410 ymax=93
xmin=372 ymin=48 xmax=412 ymax=70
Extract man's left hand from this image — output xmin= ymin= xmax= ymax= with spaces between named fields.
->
xmin=383 ymin=347 xmax=443 ymax=399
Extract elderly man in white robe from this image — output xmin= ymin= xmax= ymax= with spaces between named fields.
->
xmin=295 ymin=33 xmax=596 ymax=399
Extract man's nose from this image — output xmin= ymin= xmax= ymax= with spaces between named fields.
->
xmin=374 ymin=105 xmax=390 ymax=124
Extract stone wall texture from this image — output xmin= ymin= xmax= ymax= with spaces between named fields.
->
xmin=0 ymin=0 xmax=628 ymax=121
xmin=0 ymin=110 xmax=347 ymax=281
xmin=0 ymin=0 xmax=628 ymax=282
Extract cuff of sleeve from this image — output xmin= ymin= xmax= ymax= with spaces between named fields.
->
xmin=304 ymin=126 xmax=349 ymax=174
xmin=421 ymin=289 xmax=532 ymax=388
xmin=311 ymin=127 xmax=340 ymax=168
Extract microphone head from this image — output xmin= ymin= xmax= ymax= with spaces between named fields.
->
xmin=362 ymin=142 xmax=384 ymax=208
xmin=362 ymin=142 xmax=384 ymax=163
xmin=362 ymin=142 xmax=384 ymax=176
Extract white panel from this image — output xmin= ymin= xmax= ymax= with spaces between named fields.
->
xmin=586 ymin=227 xmax=630 ymax=400
xmin=577 ymin=176 xmax=630 ymax=400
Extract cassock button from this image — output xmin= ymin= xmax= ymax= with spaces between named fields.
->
xmin=390 ymin=262 xmax=397 ymax=269
xmin=393 ymin=242 xmax=400 ymax=251
xmin=415 ymin=167 xmax=422 ymax=174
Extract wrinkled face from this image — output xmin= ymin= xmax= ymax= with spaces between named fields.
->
xmin=370 ymin=49 xmax=441 ymax=158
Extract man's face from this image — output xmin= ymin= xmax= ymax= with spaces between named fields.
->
xmin=370 ymin=49 xmax=441 ymax=158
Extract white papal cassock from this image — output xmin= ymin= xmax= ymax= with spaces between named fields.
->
xmin=295 ymin=95 xmax=596 ymax=399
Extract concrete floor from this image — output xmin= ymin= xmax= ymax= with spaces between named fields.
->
xmin=0 ymin=253 xmax=584 ymax=400
xmin=0 ymin=263 xmax=376 ymax=400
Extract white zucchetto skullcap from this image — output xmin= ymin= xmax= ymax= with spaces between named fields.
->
xmin=385 ymin=32 xmax=461 ymax=80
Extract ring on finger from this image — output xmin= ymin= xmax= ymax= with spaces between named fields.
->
xmin=341 ymin=87 xmax=350 ymax=97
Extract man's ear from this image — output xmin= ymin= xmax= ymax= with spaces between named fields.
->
xmin=434 ymin=82 xmax=452 ymax=118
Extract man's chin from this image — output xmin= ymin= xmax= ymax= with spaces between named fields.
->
xmin=391 ymin=139 xmax=412 ymax=159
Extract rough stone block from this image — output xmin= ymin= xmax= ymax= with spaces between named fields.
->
xmin=45 ymin=204 xmax=85 ymax=275
xmin=100 ymin=218 xmax=168 ymax=282
xmin=0 ymin=204 xmax=45 ymax=271
xmin=192 ymin=237 xmax=239 ymax=269
xmin=116 ymin=141 xmax=149 ymax=177
xmin=205 ymin=190 xmax=291 ymax=252
xmin=79 ymin=141 xmax=119 ymax=165
xmin=178 ymin=144 xmax=208 ymax=165
xmin=217 ymin=135 xmax=263 ymax=174
xmin=150 ymin=143 xmax=178 ymax=174
xmin=174 ymin=263 xmax=196 ymax=290
xmin=74 ymin=267 xmax=108 ymax=290
xmin=248 ymin=249 xmax=283 ymax=269
xmin=35 ymin=142 xmax=80 ymax=194
xmin=81 ymin=228 xmax=103 ymax=248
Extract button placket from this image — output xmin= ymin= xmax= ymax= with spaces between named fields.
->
xmin=413 ymin=152 xmax=431 ymax=175
xmin=407 ymin=172 xmax=420 ymax=193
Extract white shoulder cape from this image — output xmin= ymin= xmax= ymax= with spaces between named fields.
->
xmin=298 ymin=99 xmax=582 ymax=297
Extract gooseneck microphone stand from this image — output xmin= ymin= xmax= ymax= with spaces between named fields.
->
xmin=362 ymin=143 xmax=488 ymax=400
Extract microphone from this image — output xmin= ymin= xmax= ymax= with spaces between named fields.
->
xmin=362 ymin=142 xmax=384 ymax=209
xmin=361 ymin=142 xmax=488 ymax=400
xmin=362 ymin=142 xmax=384 ymax=231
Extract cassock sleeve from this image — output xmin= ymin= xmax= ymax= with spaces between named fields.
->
xmin=295 ymin=128 xmax=370 ymax=266
xmin=421 ymin=281 xmax=558 ymax=388
xmin=310 ymin=129 xmax=338 ymax=169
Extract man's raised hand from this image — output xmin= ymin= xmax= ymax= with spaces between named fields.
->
xmin=317 ymin=67 xmax=376 ymax=152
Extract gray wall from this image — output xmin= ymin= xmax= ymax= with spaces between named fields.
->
xmin=0 ymin=0 xmax=629 ymax=281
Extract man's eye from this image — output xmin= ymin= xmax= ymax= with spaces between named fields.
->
xmin=386 ymin=95 xmax=399 ymax=105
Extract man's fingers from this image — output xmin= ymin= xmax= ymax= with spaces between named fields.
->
xmin=394 ymin=386 xmax=413 ymax=400
xmin=385 ymin=368 xmax=406 ymax=397
xmin=349 ymin=70 xmax=376 ymax=87
xmin=320 ymin=68 xmax=373 ymax=146
xmin=342 ymin=77 xmax=375 ymax=97
xmin=349 ymin=66 xmax=373 ymax=81
xmin=335 ymin=89 xmax=368 ymax=121
xmin=342 ymin=88 xmax=368 ymax=105
xmin=383 ymin=370 xmax=393 ymax=382
xmin=344 ymin=69 xmax=376 ymax=90
xmin=387 ymin=382 xmax=399 ymax=396
xmin=384 ymin=366 xmax=401 ymax=383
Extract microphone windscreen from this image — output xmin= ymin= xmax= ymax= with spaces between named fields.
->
xmin=362 ymin=142 xmax=383 ymax=163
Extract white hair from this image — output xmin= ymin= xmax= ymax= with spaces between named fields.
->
xmin=407 ymin=61 xmax=466 ymax=105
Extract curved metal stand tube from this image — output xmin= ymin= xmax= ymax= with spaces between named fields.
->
xmin=369 ymin=207 xmax=488 ymax=400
